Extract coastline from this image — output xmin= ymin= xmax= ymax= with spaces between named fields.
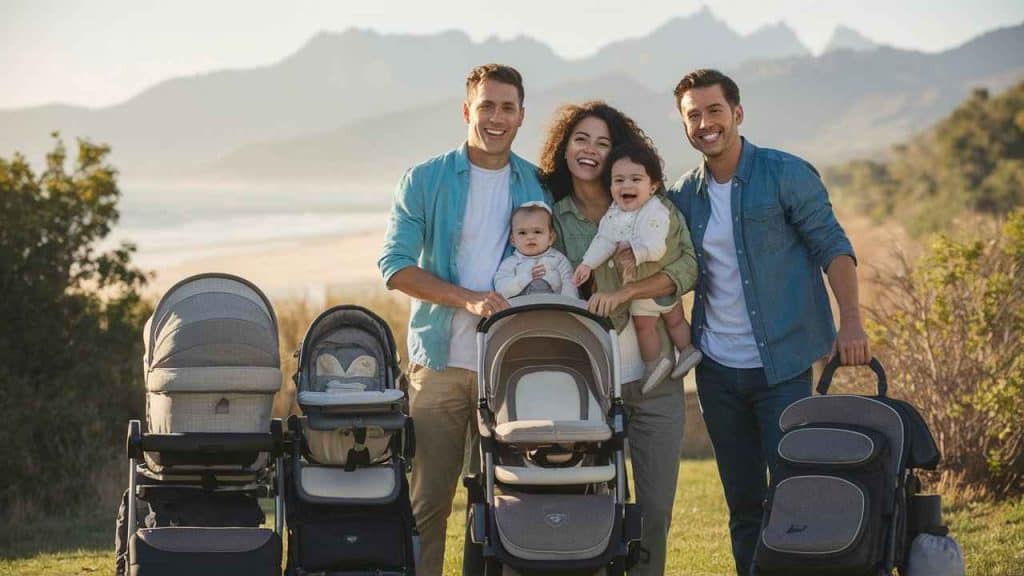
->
xmin=143 ymin=227 xmax=389 ymax=300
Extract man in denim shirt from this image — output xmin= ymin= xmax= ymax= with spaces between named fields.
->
xmin=666 ymin=69 xmax=871 ymax=576
xmin=377 ymin=63 xmax=548 ymax=576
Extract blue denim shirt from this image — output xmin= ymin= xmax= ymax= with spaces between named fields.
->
xmin=667 ymin=138 xmax=855 ymax=385
xmin=377 ymin=143 xmax=550 ymax=370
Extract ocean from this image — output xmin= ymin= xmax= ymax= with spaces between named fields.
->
xmin=103 ymin=183 xmax=392 ymax=269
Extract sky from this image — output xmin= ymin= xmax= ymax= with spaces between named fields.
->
xmin=2 ymin=0 xmax=1022 ymax=109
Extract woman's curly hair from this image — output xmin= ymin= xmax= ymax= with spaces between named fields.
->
xmin=538 ymin=101 xmax=654 ymax=203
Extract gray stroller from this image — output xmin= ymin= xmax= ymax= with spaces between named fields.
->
xmin=464 ymin=294 xmax=642 ymax=575
xmin=116 ymin=273 xmax=285 ymax=576
xmin=286 ymin=304 xmax=417 ymax=575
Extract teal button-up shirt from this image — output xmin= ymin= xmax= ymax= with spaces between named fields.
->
xmin=377 ymin=143 xmax=550 ymax=370
xmin=667 ymin=138 xmax=855 ymax=385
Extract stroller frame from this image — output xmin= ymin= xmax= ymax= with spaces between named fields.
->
xmin=124 ymin=418 xmax=286 ymax=573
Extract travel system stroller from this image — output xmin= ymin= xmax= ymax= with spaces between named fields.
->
xmin=752 ymin=357 xmax=945 ymax=576
xmin=286 ymin=304 xmax=418 ymax=575
xmin=464 ymin=294 xmax=642 ymax=576
xmin=117 ymin=273 xmax=285 ymax=576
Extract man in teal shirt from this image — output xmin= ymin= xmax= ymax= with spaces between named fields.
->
xmin=377 ymin=63 xmax=548 ymax=576
xmin=667 ymin=69 xmax=871 ymax=575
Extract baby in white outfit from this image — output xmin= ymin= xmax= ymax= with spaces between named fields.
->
xmin=573 ymin=141 xmax=701 ymax=393
xmin=495 ymin=201 xmax=577 ymax=299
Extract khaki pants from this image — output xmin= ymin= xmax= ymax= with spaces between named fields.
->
xmin=407 ymin=364 xmax=480 ymax=576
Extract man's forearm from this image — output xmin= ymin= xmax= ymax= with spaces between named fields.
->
xmin=387 ymin=266 xmax=470 ymax=309
xmin=826 ymin=255 xmax=861 ymax=324
xmin=622 ymin=271 xmax=676 ymax=300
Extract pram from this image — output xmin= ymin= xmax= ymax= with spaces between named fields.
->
xmin=116 ymin=273 xmax=285 ymax=576
xmin=464 ymin=294 xmax=642 ymax=575
xmin=286 ymin=304 xmax=418 ymax=575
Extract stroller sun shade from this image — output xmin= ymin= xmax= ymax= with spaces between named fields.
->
xmin=482 ymin=310 xmax=614 ymax=416
xmin=143 ymin=273 xmax=281 ymax=435
xmin=296 ymin=306 xmax=404 ymax=429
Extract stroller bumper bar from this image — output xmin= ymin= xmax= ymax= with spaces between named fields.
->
xmin=126 ymin=419 xmax=285 ymax=460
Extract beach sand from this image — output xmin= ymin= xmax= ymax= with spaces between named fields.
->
xmin=144 ymin=228 xmax=389 ymax=300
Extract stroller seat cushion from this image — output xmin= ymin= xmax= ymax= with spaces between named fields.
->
xmin=317 ymin=352 xmax=377 ymax=378
xmin=135 ymin=527 xmax=276 ymax=553
xmin=299 ymin=464 xmax=397 ymax=500
xmin=494 ymin=419 xmax=612 ymax=444
xmin=299 ymin=389 xmax=405 ymax=407
xmin=495 ymin=463 xmax=616 ymax=485
xmin=494 ymin=492 xmax=615 ymax=561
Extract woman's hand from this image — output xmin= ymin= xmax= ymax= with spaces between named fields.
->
xmin=573 ymin=264 xmax=593 ymax=287
xmin=587 ymin=288 xmax=630 ymax=317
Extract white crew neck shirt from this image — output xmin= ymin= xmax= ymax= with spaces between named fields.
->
xmin=700 ymin=177 xmax=762 ymax=368
xmin=446 ymin=163 xmax=512 ymax=371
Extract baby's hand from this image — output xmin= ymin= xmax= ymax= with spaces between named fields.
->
xmin=531 ymin=262 xmax=546 ymax=280
xmin=573 ymin=265 xmax=592 ymax=287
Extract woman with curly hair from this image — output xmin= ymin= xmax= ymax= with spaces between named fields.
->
xmin=539 ymin=101 xmax=697 ymax=575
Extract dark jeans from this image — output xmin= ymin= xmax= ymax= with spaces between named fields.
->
xmin=695 ymin=355 xmax=812 ymax=576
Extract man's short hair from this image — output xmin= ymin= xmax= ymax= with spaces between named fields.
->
xmin=466 ymin=64 xmax=525 ymax=105
xmin=673 ymin=69 xmax=740 ymax=110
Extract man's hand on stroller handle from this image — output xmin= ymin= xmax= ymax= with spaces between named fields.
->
xmin=465 ymin=290 xmax=510 ymax=318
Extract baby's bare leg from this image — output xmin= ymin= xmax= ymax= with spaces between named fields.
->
xmin=661 ymin=303 xmax=692 ymax=351
xmin=633 ymin=314 xmax=662 ymax=363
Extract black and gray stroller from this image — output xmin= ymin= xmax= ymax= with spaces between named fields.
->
xmin=752 ymin=357 xmax=949 ymax=576
xmin=286 ymin=305 xmax=417 ymax=575
xmin=116 ymin=273 xmax=286 ymax=576
xmin=464 ymin=294 xmax=642 ymax=576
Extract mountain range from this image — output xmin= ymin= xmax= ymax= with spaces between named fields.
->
xmin=1 ymin=7 xmax=1022 ymax=189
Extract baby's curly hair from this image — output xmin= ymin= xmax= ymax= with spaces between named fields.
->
xmin=538 ymin=101 xmax=654 ymax=203
xmin=602 ymin=139 xmax=666 ymax=194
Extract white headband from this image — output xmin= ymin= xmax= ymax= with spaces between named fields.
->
xmin=518 ymin=200 xmax=552 ymax=214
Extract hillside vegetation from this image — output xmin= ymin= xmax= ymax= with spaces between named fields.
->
xmin=827 ymin=82 xmax=1024 ymax=236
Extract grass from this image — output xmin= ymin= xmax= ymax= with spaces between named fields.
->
xmin=2 ymin=459 xmax=1022 ymax=575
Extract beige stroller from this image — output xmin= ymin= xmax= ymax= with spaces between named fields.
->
xmin=463 ymin=294 xmax=642 ymax=575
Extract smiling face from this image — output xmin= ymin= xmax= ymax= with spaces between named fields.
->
xmin=679 ymin=84 xmax=743 ymax=162
xmin=609 ymin=157 xmax=658 ymax=213
xmin=564 ymin=115 xmax=612 ymax=184
xmin=510 ymin=208 xmax=554 ymax=257
xmin=463 ymin=78 xmax=524 ymax=166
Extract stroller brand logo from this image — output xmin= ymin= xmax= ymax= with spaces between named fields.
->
xmin=345 ymin=535 xmax=359 ymax=544
xmin=545 ymin=512 xmax=568 ymax=528
xmin=786 ymin=524 xmax=808 ymax=534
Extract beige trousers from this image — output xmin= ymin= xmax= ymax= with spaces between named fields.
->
xmin=407 ymin=363 xmax=480 ymax=576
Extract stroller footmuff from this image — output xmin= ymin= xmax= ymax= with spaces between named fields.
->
xmin=115 ymin=273 xmax=285 ymax=576
xmin=286 ymin=305 xmax=417 ymax=576
xmin=753 ymin=357 xmax=944 ymax=576
xmin=465 ymin=295 xmax=641 ymax=576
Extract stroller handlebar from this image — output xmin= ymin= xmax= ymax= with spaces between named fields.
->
xmin=477 ymin=301 xmax=614 ymax=333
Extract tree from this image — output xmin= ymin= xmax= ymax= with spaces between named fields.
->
xmin=0 ymin=135 xmax=150 ymax=518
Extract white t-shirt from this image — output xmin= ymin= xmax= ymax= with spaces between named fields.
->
xmin=447 ymin=163 xmax=513 ymax=371
xmin=700 ymin=177 xmax=762 ymax=368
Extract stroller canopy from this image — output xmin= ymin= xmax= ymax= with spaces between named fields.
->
xmin=480 ymin=294 xmax=617 ymax=421
xmin=296 ymin=305 xmax=400 ymax=396
xmin=144 ymin=273 xmax=280 ymax=393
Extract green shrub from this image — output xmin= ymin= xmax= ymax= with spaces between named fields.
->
xmin=866 ymin=210 xmax=1024 ymax=497
xmin=0 ymin=136 xmax=149 ymax=519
